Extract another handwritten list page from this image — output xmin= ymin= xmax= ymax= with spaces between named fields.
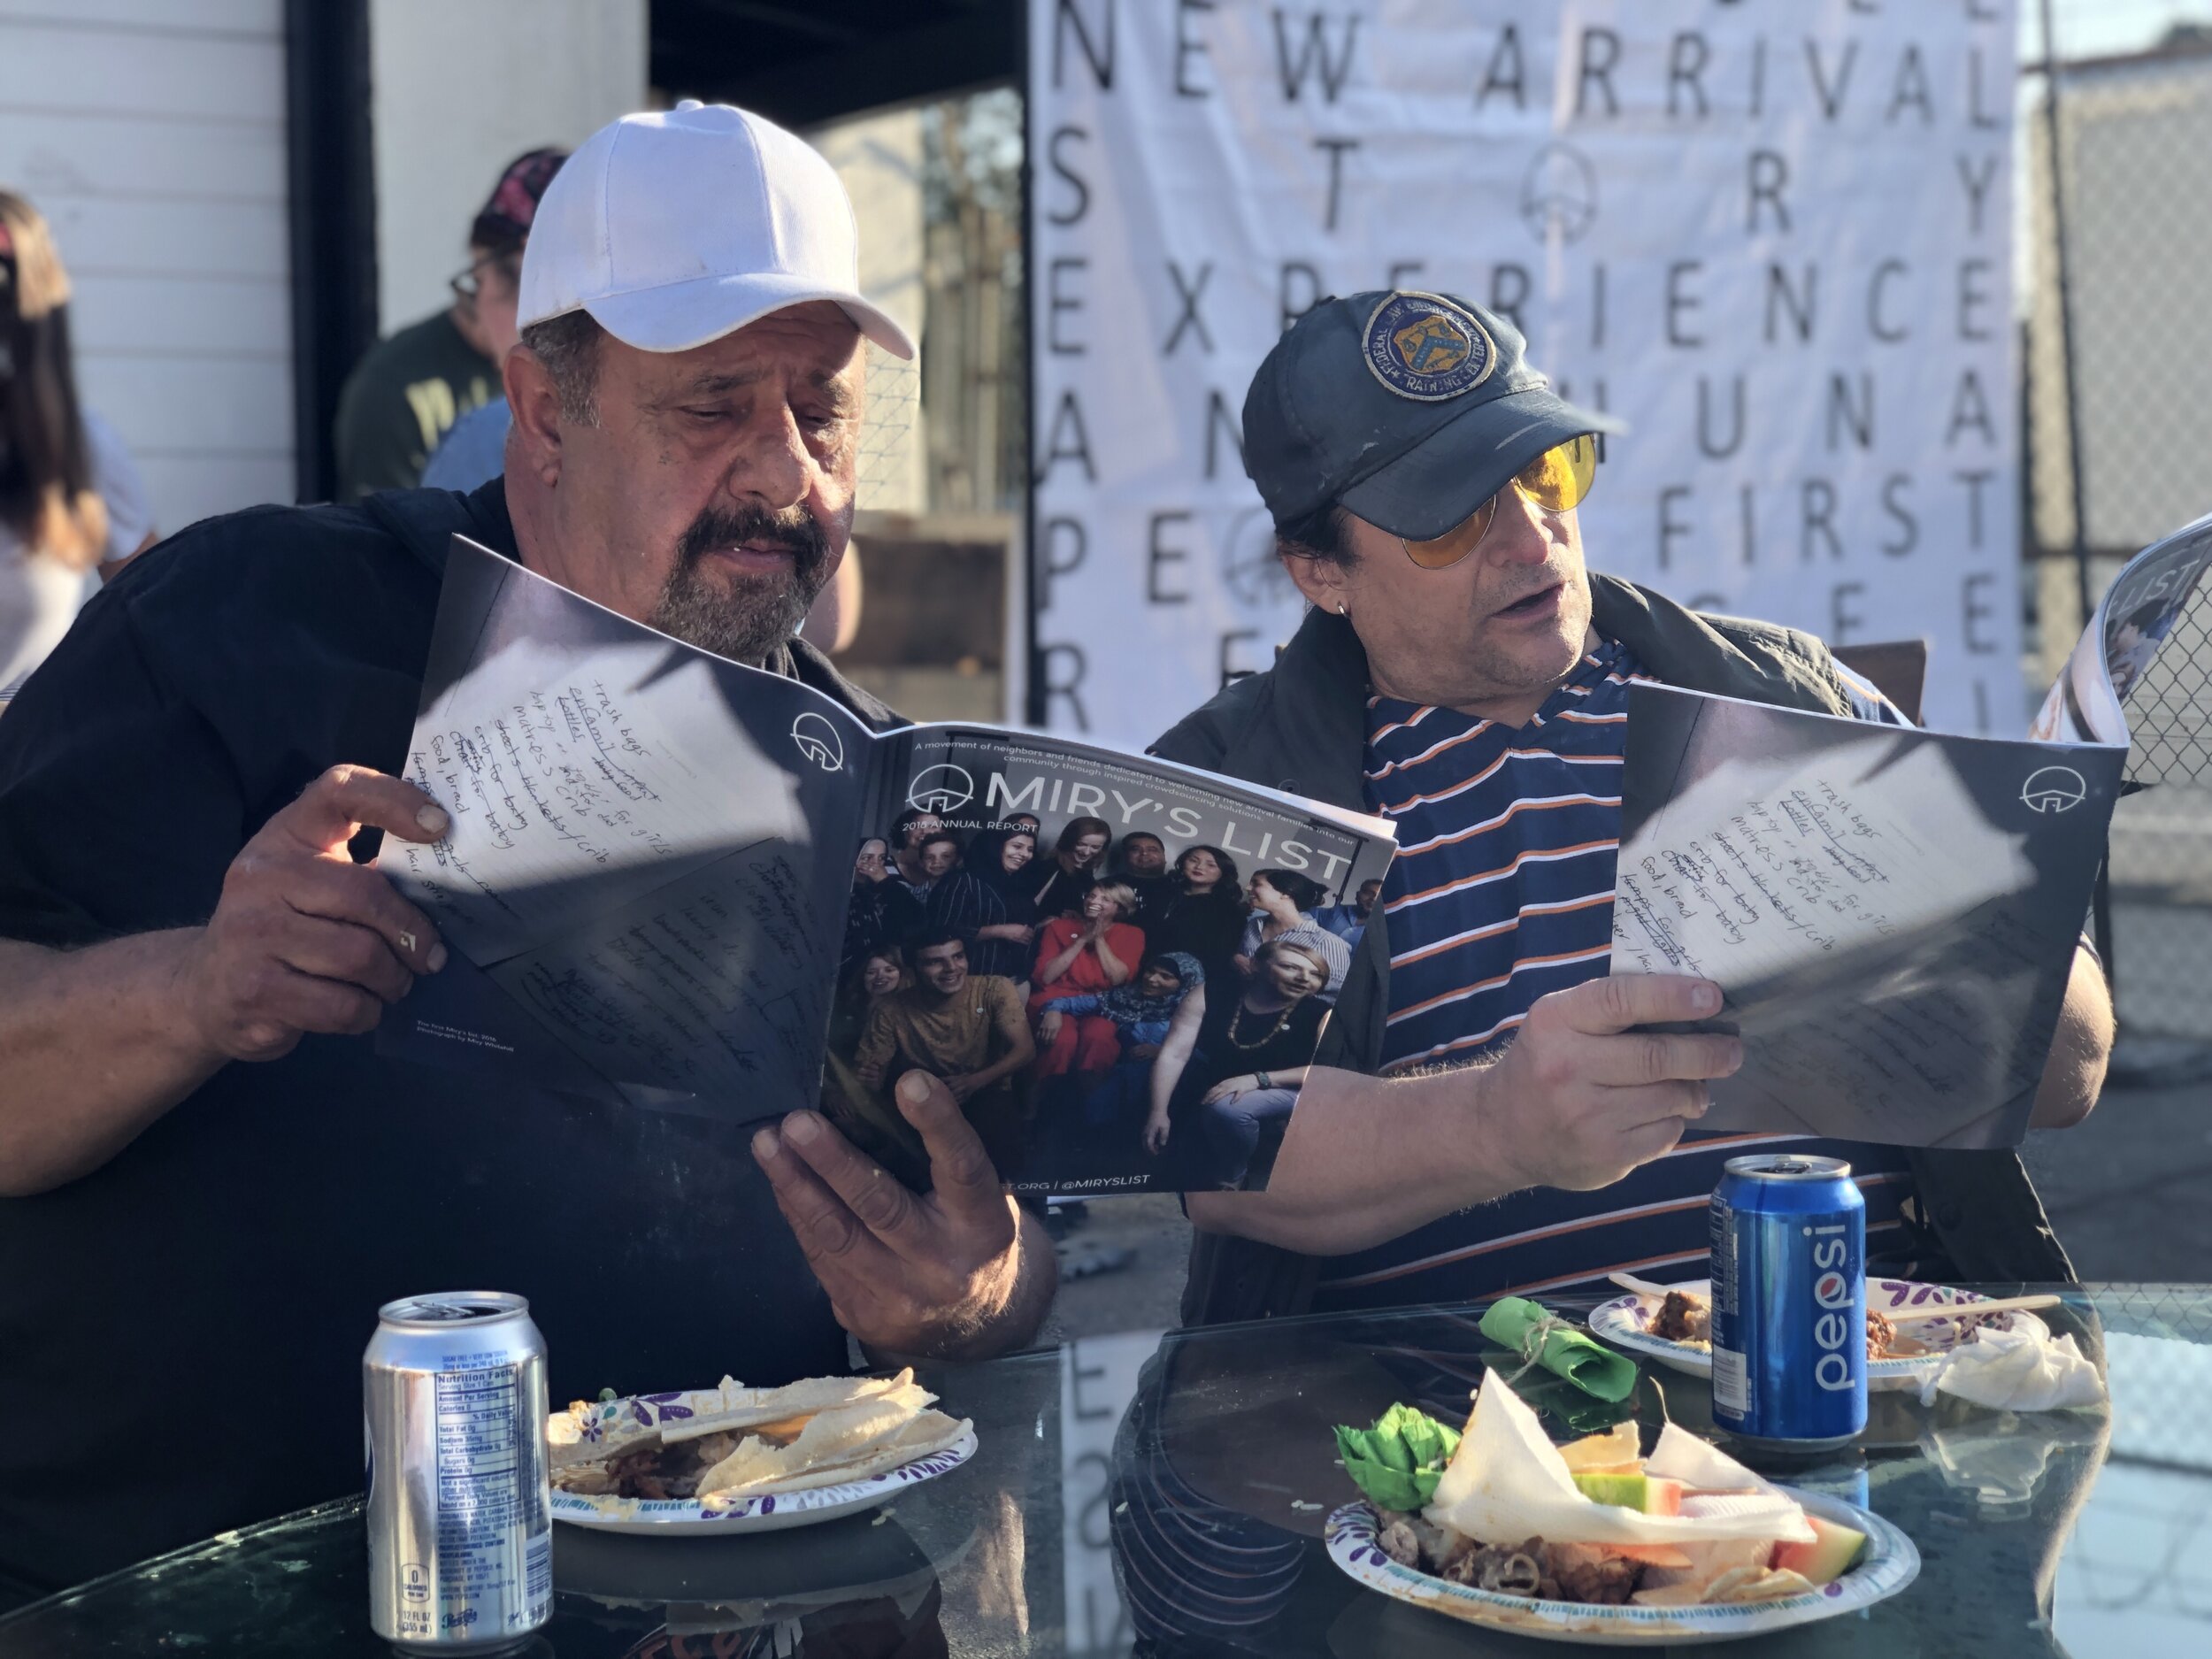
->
xmin=382 ymin=541 xmax=872 ymax=1117
xmin=1612 ymin=686 xmax=2096 ymax=1148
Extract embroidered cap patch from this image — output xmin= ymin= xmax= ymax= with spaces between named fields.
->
xmin=1361 ymin=292 xmax=1496 ymax=402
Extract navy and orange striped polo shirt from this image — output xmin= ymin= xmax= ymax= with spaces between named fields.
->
xmin=1311 ymin=638 xmax=1917 ymax=1310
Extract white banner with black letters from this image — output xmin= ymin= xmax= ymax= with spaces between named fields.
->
xmin=1026 ymin=0 xmax=2018 ymax=745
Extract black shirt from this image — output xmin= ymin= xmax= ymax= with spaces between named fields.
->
xmin=1180 ymin=988 xmax=1330 ymax=1105
xmin=0 ymin=480 xmax=900 ymax=1595
xmin=1144 ymin=889 xmax=1247 ymax=987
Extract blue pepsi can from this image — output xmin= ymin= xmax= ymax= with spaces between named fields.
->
xmin=1709 ymin=1154 xmax=1867 ymax=1451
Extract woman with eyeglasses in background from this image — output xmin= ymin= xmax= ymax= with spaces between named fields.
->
xmin=0 ymin=191 xmax=157 ymax=703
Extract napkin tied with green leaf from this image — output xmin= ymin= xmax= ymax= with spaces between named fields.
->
xmin=1479 ymin=1296 xmax=1639 ymax=1402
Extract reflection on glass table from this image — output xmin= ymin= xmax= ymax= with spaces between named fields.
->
xmin=3 ymin=1286 xmax=2210 ymax=1657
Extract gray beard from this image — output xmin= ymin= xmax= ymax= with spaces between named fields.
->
xmin=647 ymin=497 xmax=833 ymax=664
xmin=649 ymin=557 xmax=820 ymax=664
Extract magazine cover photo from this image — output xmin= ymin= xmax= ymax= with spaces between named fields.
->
xmin=826 ymin=728 xmax=1394 ymax=1194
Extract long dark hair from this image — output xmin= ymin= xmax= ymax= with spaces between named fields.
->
xmin=0 ymin=192 xmax=104 ymax=570
xmin=964 ymin=825 xmax=1035 ymax=893
xmin=1175 ymin=844 xmax=1242 ymax=904
xmin=1254 ymin=867 xmax=1326 ymax=914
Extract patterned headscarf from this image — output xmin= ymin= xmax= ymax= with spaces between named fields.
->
xmin=1098 ymin=952 xmax=1203 ymax=1027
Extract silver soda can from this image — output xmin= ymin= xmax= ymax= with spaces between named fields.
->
xmin=365 ymin=1292 xmax=552 ymax=1653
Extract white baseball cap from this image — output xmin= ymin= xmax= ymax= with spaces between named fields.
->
xmin=518 ymin=100 xmax=916 ymax=361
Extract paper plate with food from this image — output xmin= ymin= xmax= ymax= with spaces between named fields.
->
xmin=1588 ymin=1277 xmax=2049 ymax=1392
xmin=547 ymin=1370 xmax=975 ymax=1534
xmin=1325 ymin=1374 xmax=1916 ymax=1646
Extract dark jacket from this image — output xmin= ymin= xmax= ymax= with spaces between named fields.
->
xmin=1151 ymin=573 xmax=2076 ymax=1326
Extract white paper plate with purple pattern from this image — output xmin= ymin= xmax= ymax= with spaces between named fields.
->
xmin=1587 ymin=1279 xmax=2048 ymax=1392
xmin=549 ymin=1425 xmax=978 ymax=1535
xmin=1325 ymin=1487 xmax=1918 ymax=1646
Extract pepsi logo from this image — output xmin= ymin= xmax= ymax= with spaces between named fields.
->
xmin=1816 ymin=1272 xmax=1846 ymax=1303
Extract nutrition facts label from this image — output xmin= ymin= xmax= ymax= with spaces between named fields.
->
xmin=433 ymin=1363 xmax=526 ymax=1594
xmin=1712 ymin=1347 xmax=1748 ymax=1416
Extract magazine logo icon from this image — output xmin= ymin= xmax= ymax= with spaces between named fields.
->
xmin=2020 ymin=765 xmax=2088 ymax=815
xmin=906 ymin=764 xmax=974 ymax=813
xmin=790 ymin=713 xmax=845 ymax=772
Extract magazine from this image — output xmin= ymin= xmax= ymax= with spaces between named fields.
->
xmin=376 ymin=536 xmax=1394 ymax=1194
xmin=1610 ymin=686 xmax=2123 ymax=1148
xmin=1609 ymin=514 xmax=2212 ymax=1148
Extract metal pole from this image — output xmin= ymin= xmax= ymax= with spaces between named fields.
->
xmin=1017 ymin=3 xmax=1046 ymax=728
xmin=2034 ymin=0 xmax=2118 ymax=979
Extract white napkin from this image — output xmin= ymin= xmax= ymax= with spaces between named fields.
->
xmin=1916 ymin=1325 xmax=2105 ymax=1410
xmin=1425 ymin=1372 xmax=1814 ymax=1546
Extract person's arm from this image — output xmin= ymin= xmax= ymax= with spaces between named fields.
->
xmin=0 ymin=767 xmax=449 ymax=1198
xmin=1145 ymin=987 xmax=1206 ymax=1153
xmin=1200 ymin=1064 xmax=1312 ymax=1105
xmin=1092 ymin=924 xmax=1135 ymax=986
xmin=1035 ymin=992 xmax=1098 ymax=1047
xmin=754 ymin=1071 xmax=1056 ymax=1361
xmin=2029 ymin=944 xmax=2115 ymax=1130
xmin=1034 ymin=922 xmax=1086 ymax=988
xmin=853 ymin=1002 xmax=897 ymax=1090
xmin=1232 ymin=916 xmax=1260 ymax=979
xmin=1185 ymin=974 xmax=1740 ymax=1255
xmin=956 ymin=1033 xmax=1036 ymax=1102
xmin=953 ymin=984 xmax=1036 ymax=1100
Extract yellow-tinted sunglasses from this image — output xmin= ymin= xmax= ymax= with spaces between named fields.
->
xmin=1398 ymin=435 xmax=1599 ymax=571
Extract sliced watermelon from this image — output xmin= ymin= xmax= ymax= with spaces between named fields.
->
xmin=1770 ymin=1515 xmax=1867 ymax=1585
xmin=1571 ymin=1472 xmax=1685 ymax=1516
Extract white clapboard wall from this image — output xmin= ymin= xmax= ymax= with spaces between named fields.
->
xmin=0 ymin=0 xmax=295 ymax=537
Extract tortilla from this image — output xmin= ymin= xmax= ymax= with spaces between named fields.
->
xmin=693 ymin=1394 xmax=925 ymax=1496
xmin=1708 ymin=1566 xmax=1817 ymax=1604
xmin=660 ymin=1370 xmax=930 ymax=1445
xmin=699 ymin=1409 xmax=972 ymax=1502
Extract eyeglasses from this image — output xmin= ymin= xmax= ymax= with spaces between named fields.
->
xmin=448 ymin=252 xmax=520 ymax=305
xmin=1398 ymin=434 xmax=1599 ymax=571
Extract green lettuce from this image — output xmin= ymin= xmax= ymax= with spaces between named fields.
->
xmin=1333 ymin=1402 xmax=1463 ymax=1511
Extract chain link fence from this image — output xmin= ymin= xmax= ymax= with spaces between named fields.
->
xmin=2024 ymin=2 xmax=2212 ymax=1043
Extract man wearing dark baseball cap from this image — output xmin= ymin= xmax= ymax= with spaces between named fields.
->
xmin=1155 ymin=290 xmax=2114 ymax=1325
xmin=334 ymin=147 xmax=567 ymax=498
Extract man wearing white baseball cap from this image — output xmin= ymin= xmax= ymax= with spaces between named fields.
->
xmin=0 ymin=104 xmax=1051 ymax=1599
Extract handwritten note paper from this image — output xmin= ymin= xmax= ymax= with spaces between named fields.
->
xmin=389 ymin=633 xmax=817 ymax=965
xmin=378 ymin=541 xmax=872 ymax=1118
xmin=1608 ymin=685 xmax=2113 ymax=1148
xmin=1613 ymin=734 xmax=2031 ymax=990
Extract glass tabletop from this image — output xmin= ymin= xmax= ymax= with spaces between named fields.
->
xmin=4 ymin=1284 xmax=2209 ymax=1657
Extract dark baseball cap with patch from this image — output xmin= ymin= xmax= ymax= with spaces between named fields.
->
xmin=1242 ymin=289 xmax=1623 ymax=542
